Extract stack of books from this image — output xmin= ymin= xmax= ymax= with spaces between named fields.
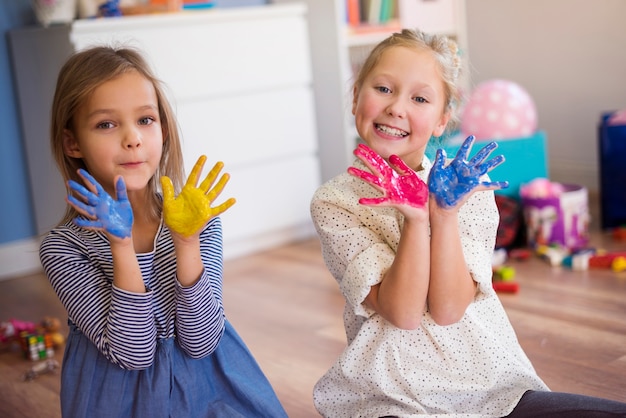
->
xmin=347 ymin=0 xmax=397 ymax=28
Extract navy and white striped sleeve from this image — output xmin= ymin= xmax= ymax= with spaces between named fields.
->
xmin=174 ymin=216 xmax=226 ymax=358
xmin=39 ymin=225 xmax=157 ymax=370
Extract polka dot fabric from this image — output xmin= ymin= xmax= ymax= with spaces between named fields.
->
xmin=461 ymin=79 xmax=538 ymax=141
xmin=310 ymin=157 xmax=548 ymax=417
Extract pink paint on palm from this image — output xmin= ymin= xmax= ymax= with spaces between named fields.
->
xmin=348 ymin=144 xmax=428 ymax=208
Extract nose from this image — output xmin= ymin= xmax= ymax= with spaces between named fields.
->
xmin=123 ymin=126 xmax=142 ymax=148
xmin=386 ymin=97 xmax=407 ymax=118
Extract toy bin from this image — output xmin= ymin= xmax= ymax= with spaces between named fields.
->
xmin=522 ymin=183 xmax=589 ymax=250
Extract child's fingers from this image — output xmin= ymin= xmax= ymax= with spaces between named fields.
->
xmin=211 ymin=198 xmax=237 ymax=216
xmin=114 ymin=176 xmax=128 ymax=202
xmin=388 ymin=154 xmax=412 ymax=176
xmin=348 ymin=166 xmax=383 ymax=188
xmin=186 ymin=155 xmax=207 ymax=187
xmin=454 ymin=135 xmax=475 ymax=161
xmin=77 ymin=168 xmax=104 ymax=196
xmin=359 ymin=196 xmax=387 ymax=206
xmin=68 ymin=180 xmax=96 ymax=205
xmin=160 ymin=176 xmax=175 ymax=203
xmin=433 ymin=148 xmax=447 ymax=169
xmin=477 ymin=155 xmax=505 ymax=174
xmin=353 ymin=144 xmax=388 ymax=177
xmin=67 ymin=194 xmax=96 ymax=218
xmin=206 ymin=172 xmax=230 ymax=202
xmin=469 ymin=141 xmax=498 ymax=166
xmin=479 ymin=180 xmax=510 ymax=191
xmin=73 ymin=217 xmax=103 ymax=230
xmin=199 ymin=161 xmax=225 ymax=194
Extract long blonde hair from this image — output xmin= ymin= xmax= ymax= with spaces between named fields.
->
xmin=353 ymin=28 xmax=463 ymax=132
xmin=50 ymin=45 xmax=185 ymax=225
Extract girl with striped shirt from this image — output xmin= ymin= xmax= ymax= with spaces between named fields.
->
xmin=39 ymin=45 xmax=287 ymax=418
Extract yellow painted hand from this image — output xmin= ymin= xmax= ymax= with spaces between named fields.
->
xmin=161 ymin=155 xmax=236 ymax=237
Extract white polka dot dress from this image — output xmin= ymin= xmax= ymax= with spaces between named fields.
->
xmin=310 ymin=156 xmax=548 ymax=417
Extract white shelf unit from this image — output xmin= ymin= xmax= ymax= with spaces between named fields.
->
xmin=9 ymin=3 xmax=320 ymax=260
xmin=273 ymin=0 xmax=468 ymax=182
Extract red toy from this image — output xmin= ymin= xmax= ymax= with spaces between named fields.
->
xmin=492 ymin=281 xmax=520 ymax=293
xmin=492 ymin=265 xmax=520 ymax=293
xmin=612 ymin=226 xmax=626 ymax=241
xmin=588 ymin=251 xmax=626 ymax=272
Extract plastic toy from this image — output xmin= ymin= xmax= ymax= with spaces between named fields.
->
xmin=492 ymin=281 xmax=520 ymax=293
xmin=562 ymin=251 xmax=593 ymax=271
xmin=612 ymin=226 xmax=626 ymax=241
xmin=0 ymin=319 xmax=36 ymax=349
xmin=535 ymin=244 xmax=569 ymax=267
xmin=492 ymin=265 xmax=519 ymax=293
xmin=588 ymin=251 xmax=626 ymax=271
xmin=1 ymin=317 xmax=64 ymax=360
xmin=23 ymin=359 xmax=60 ymax=381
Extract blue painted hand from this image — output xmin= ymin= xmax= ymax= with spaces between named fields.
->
xmin=68 ymin=169 xmax=133 ymax=239
xmin=428 ymin=135 xmax=509 ymax=208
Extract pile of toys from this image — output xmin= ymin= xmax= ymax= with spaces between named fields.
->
xmin=491 ymin=231 xmax=626 ymax=295
xmin=0 ymin=317 xmax=64 ymax=361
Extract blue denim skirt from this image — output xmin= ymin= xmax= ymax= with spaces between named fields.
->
xmin=60 ymin=320 xmax=288 ymax=418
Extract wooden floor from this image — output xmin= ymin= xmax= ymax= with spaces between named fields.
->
xmin=1 ymin=231 xmax=625 ymax=417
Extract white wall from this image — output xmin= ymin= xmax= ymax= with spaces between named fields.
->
xmin=465 ymin=0 xmax=626 ymax=194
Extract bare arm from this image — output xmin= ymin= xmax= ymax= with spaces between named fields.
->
xmin=426 ymin=204 xmax=476 ymax=325
xmin=364 ymin=216 xmax=430 ymax=330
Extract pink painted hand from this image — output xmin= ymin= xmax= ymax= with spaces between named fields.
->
xmin=348 ymin=143 xmax=428 ymax=208
xmin=161 ymin=155 xmax=236 ymax=237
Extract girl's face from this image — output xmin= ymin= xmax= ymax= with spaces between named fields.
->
xmin=352 ymin=46 xmax=450 ymax=170
xmin=63 ymin=70 xmax=164 ymax=197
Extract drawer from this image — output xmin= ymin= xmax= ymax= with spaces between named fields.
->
xmin=220 ymin=154 xmax=320 ymax=242
xmin=177 ymin=86 xmax=318 ymax=169
xmin=70 ymin=5 xmax=312 ymax=100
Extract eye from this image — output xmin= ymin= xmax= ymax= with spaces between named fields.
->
xmin=138 ymin=116 xmax=156 ymax=126
xmin=96 ymin=121 xmax=115 ymax=129
xmin=413 ymin=96 xmax=427 ymax=104
xmin=376 ymin=86 xmax=391 ymax=94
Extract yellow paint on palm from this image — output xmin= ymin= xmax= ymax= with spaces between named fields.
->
xmin=161 ymin=155 xmax=236 ymax=237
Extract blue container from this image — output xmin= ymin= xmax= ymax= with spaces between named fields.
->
xmin=598 ymin=112 xmax=626 ymax=229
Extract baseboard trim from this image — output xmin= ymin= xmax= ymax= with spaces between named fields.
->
xmin=0 ymin=237 xmax=43 ymax=281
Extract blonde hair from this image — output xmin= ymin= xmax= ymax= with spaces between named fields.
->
xmin=353 ymin=28 xmax=463 ymax=131
xmin=50 ymin=45 xmax=185 ymax=225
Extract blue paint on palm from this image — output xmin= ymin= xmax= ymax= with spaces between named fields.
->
xmin=69 ymin=171 xmax=133 ymax=238
xmin=428 ymin=135 xmax=508 ymax=208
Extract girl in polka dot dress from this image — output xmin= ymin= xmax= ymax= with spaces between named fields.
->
xmin=310 ymin=28 xmax=626 ymax=417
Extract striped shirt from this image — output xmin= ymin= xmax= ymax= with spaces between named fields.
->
xmin=39 ymin=216 xmax=226 ymax=370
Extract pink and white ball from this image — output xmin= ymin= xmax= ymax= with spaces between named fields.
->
xmin=461 ymin=79 xmax=537 ymax=141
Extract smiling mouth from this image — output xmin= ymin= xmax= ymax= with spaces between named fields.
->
xmin=376 ymin=123 xmax=408 ymax=138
